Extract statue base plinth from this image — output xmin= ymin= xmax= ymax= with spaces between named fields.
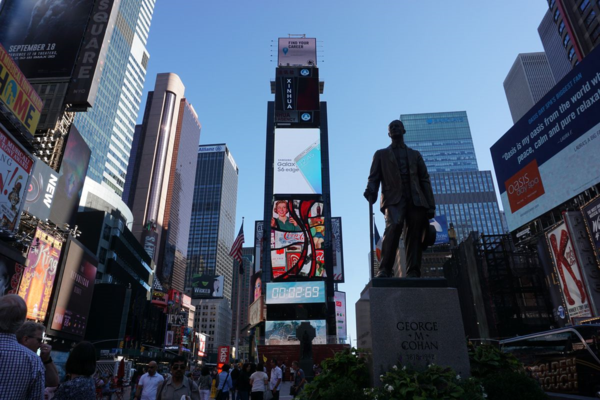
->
xmin=356 ymin=279 xmax=470 ymax=387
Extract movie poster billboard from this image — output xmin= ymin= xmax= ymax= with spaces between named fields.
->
xmin=278 ymin=38 xmax=317 ymax=67
xmin=331 ymin=217 xmax=345 ymax=282
xmin=334 ymin=291 xmax=347 ymax=341
xmin=270 ymin=199 xmax=325 ymax=279
xmin=48 ymin=239 xmax=97 ymax=339
xmin=581 ymin=196 xmax=600 ymax=266
xmin=0 ymin=0 xmax=95 ymax=80
xmin=545 ymin=221 xmax=592 ymax=321
xmin=274 ymin=128 xmax=321 ymax=195
xmin=254 ymin=221 xmax=263 ymax=274
xmin=17 ymin=228 xmax=63 ymax=321
xmin=0 ymin=44 xmax=43 ymax=136
xmin=0 ymin=253 xmax=25 ymax=297
xmin=265 ymin=320 xmax=326 ymax=345
xmin=490 ymin=46 xmax=600 ymax=231
xmin=0 ymin=125 xmax=33 ymax=232
xmin=190 ymin=275 xmax=224 ymax=299
xmin=49 ymin=125 xmax=90 ymax=227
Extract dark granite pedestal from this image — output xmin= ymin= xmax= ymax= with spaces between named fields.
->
xmin=356 ymin=278 xmax=470 ymax=387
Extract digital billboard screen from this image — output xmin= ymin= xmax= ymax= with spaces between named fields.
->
xmin=0 ymin=125 xmax=33 ymax=232
xmin=491 ymin=46 xmax=600 ymax=231
xmin=265 ymin=282 xmax=326 ymax=305
xmin=274 ymin=128 xmax=321 ymax=195
xmin=0 ymin=253 xmax=24 ymax=297
xmin=277 ymin=38 xmax=317 ymax=67
xmin=581 ymin=196 xmax=600 ymax=266
xmin=265 ymin=319 xmax=326 ymax=345
xmin=331 ymin=217 xmax=345 ymax=282
xmin=274 ymin=67 xmax=320 ymax=127
xmin=254 ymin=221 xmax=263 ymax=274
xmin=17 ymin=228 xmax=63 ymax=321
xmin=0 ymin=0 xmax=95 ymax=80
xmin=271 ymin=199 xmax=326 ymax=279
xmin=334 ymin=291 xmax=347 ymax=341
xmin=48 ymin=238 xmax=97 ymax=340
xmin=545 ymin=221 xmax=592 ymax=322
xmin=190 ymin=275 xmax=224 ymax=299
xmin=430 ymin=215 xmax=450 ymax=245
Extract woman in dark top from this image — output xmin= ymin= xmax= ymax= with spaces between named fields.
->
xmin=54 ymin=341 xmax=97 ymax=400
xmin=236 ymin=363 xmax=252 ymax=400
xmin=197 ymin=366 xmax=212 ymax=400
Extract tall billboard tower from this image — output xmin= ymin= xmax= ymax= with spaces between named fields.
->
xmin=259 ymin=36 xmax=343 ymax=342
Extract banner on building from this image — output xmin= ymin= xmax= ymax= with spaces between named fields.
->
xmin=545 ymin=221 xmax=592 ymax=322
xmin=581 ymin=196 xmax=600 ymax=266
xmin=430 ymin=215 xmax=450 ymax=245
xmin=277 ymin=38 xmax=317 ymax=67
xmin=248 ymin=296 xmax=265 ymax=327
xmin=23 ymin=157 xmax=59 ymax=221
xmin=18 ymin=228 xmax=63 ymax=321
xmin=0 ymin=124 xmax=33 ymax=232
xmin=254 ymin=221 xmax=263 ymax=274
xmin=190 ymin=275 xmax=224 ymax=299
xmin=274 ymin=128 xmax=322 ymax=195
xmin=334 ymin=291 xmax=347 ymax=341
xmin=217 ymin=345 xmax=230 ymax=372
xmin=331 ymin=217 xmax=345 ymax=282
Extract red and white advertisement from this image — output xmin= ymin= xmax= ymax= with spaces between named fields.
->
xmin=217 ymin=345 xmax=230 ymax=372
xmin=546 ymin=221 xmax=592 ymax=321
xmin=0 ymin=125 xmax=33 ymax=232
xmin=197 ymin=333 xmax=207 ymax=357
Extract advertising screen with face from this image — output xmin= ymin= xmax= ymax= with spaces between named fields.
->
xmin=271 ymin=199 xmax=325 ymax=279
xmin=18 ymin=228 xmax=63 ymax=321
xmin=190 ymin=274 xmax=224 ymax=299
xmin=265 ymin=319 xmax=326 ymax=345
xmin=274 ymin=128 xmax=321 ymax=195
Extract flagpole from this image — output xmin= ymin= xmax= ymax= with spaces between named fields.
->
xmin=369 ymin=202 xmax=374 ymax=281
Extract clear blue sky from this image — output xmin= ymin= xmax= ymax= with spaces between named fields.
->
xmin=140 ymin=0 xmax=550 ymax=344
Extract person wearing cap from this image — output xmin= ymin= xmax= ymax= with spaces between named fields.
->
xmin=364 ymin=120 xmax=436 ymax=278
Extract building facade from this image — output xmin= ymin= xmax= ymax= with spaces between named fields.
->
xmin=400 ymin=112 xmax=504 ymax=243
xmin=538 ymin=9 xmax=574 ymax=83
xmin=192 ymin=298 xmax=233 ymax=362
xmin=503 ymin=53 xmax=556 ymax=123
xmin=74 ymin=0 xmax=156 ymax=196
xmin=186 ymin=144 xmax=239 ymax=302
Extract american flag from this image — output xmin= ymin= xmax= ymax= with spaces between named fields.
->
xmin=229 ymin=222 xmax=245 ymax=271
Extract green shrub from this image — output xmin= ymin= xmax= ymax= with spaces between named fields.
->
xmin=468 ymin=343 xmax=523 ymax=378
xmin=481 ymin=371 xmax=548 ymax=400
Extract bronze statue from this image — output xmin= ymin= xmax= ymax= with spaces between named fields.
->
xmin=364 ymin=120 xmax=435 ymax=278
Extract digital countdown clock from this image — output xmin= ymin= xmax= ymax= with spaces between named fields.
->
xmin=265 ymin=282 xmax=326 ymax=304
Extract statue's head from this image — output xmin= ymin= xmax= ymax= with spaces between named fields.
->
xmin=388 ymin=120 xmax=406 ymax=139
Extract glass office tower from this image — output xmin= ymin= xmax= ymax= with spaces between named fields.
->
xmin=186 ymin=144 xmax=239 ymax=302
xmin=74 ymin=0 xmax=155 ymax=196
xmin=401 ymin=111 xmax=503 ymax=242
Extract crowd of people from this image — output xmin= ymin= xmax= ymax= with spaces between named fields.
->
xmin=0 ymin=294 xmax=308 ymax=400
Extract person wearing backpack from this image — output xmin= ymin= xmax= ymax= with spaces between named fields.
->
xmin=156 ymin=356 xmax=200 ymax=400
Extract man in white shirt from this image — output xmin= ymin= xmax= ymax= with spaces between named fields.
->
xmin=134 ymin=361 xmax=164 ymax=400
xmin=269 ymin=359 xmax=282 ymax=400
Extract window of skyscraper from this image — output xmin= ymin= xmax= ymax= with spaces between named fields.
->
xmin=554 ymin=9 xmax=561 ymax=21
xmin=585 ymin=10 xmax=596 ymax=26
xmin=580 ymin=0 xmax=590 ymax=12
xmin=563 ymin=34 xmax=571 ymax=47
xmin=569 ymin=47 xmax=576 ymax=61
xmin=548 ymin=0 xmax=556 ymax=8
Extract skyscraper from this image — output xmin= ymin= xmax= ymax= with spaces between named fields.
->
xmin=503 ymin=53 xmax=556 ymax=123
xmin=538 ymin=9 xmax=574 ymax=83
xmin=401 ymin=112 xmax=504 ymax=243
xmin=126 ymin=73 xmax=201 ymax=292
xmin=186 ymin=144 xmax=239 ymax=302
xmin=74 ymin=0 xmax=156 ymax=196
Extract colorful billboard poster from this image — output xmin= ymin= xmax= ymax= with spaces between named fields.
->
xmin=490 ymin=46 xmax=600 ymax=231
xmin=265 ymin=282 xmax=326 ymax=305
xmin=331 ymin=217 xmax=345 ymax=282
xmin=265 ymin=320 xmax=326 ymax=345
xmin=0 ymin=253 xmax=25 ymax=297
xmin=334 ymin=291 xmax=347 ymax=341
xmin=430 ymin=215 xmax=450 ymax=245
xmin=0 ymin=44 xmax=43 ymax=135
xmin=0 ymin=0 xmax=95 ymax=80
xmin=251 ymin=271 xmax=262 ymax=302
xmin=18 ymin=228 xmax=63 ymax=321
xmin=0 ymin=125 xmax=33 ymax=232
xmin=49 ymin=125 xmax=91 ymax=227
xmin=48 ymin=239 xmax=97 ymax=339
xmin=277 ymin=38 xmax=317 ymax=67
xmin=190 ymin=275 xmax=224 ymax=299
xmin=270 ymin=199 xmax=325 ymax=279
xmin=545 ymin=221 xmax=592 ymax=321
xmin=254 ymin=221 xmax=263 ymax=274
xmin=23 ymin=156 xmax=59 ymax=221
xmin=274 ymin=128 xmax=321 ymax=195
xmin=581 ymin=196 xmax=600 ymax=266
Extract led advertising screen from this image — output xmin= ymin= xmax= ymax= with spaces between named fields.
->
xmin=265 ymin=281 xmax=326 ymax=305
xmin=254 ymin=221 xmax=263 ymax=274
xmin=0 ymin=253 xmax=25 ymax=297
xmin=265 ymin=319 xmax=326 ymax=345
xmin=274 ymin=67 xmax=320 ymax=127
xmin=23 ymin=157 xmax=59 ymax=221
xmin=17 ymin=228 xmax=63 ymax=321
xmin=334 ymin=291 xmax=347 ymax=341
xmin=430 ymin=215 xmax=450 ymax=245
xmin=251 ymin=271 xmax=262 ymax=302
xmin=248 ymin=296 xmax=265 ymax=327
xmin=581 ymin=196 xmax=600 ymax=266
xmin=0 ymin=0 xmax=95 ymax=80
xmin=271 ymin=199 xmax=326 ymax=279
xmin=331 ymin=217 xmax=345 ymax=282
xmin=190 ymin=274 xmax=224 ymax=299
xmin=545 ymin=221 xmax=592 ymax=321
xmin=0 ymin=125 xmax=33 ymax=232
xmin=490 ymin=46 xmax=600 ymax=231
xmin=274 ymin=128 xmax=321 ymax=195
xmin=277 ymin=38 xmax=317 ymax=67
xmin=48 ymin=238 xmax=97 ymax=339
